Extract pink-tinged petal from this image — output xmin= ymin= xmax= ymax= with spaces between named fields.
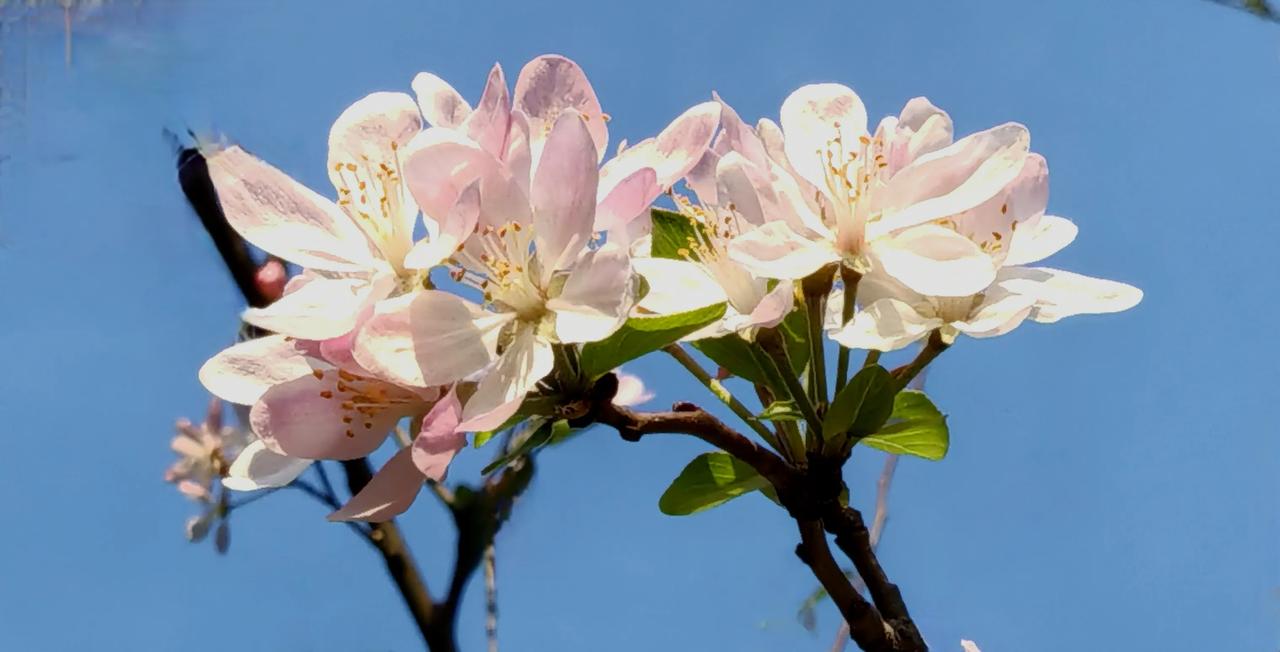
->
xmin=514 ymin=54 xmax=608 ymax=160
xmin=531 ymin=110 xmax=598 ymax=274
xmin=598 ymin=101 xmax=721 ymax=206
xmin=894 ymin=97 xmax=953 ymax=166
xmin=463 ymin=64 xmax=512 ymax=159
xmin=613 ymin=370 xmax=654 ymax=407
xmin=241 ymin=274 xmax=379 ymax=340
xmin=744 ymin=280 xmax=795 ymax=330
xmin=715 ymin=153 xmax=766 ymax=226
xmin=354 ymin=291 xmax=506 ymax=388
xmin=327 ymin=92 xmax=423 ymax=245
xmin=685 ymin=148 xmax=721 ymax=205
xmin=946 ymin=153 xmax=1048 ymax=266
xmin=828 ymin=297 xmax=941 ymax=353
xmin=411 ymin=72 xmax=472 ymax=128
xmin=404 ymin=183 xmax=481 ymax=270
xmin=879 ymin=123 xmax=1031 ymax=232
xmin=401 ymin=128 xmax=499 ymax=223
xmin=729 ymin=221 xmax=839 ymax=280
xmin=1005 ymin=214 xmax=1077 ymax=266
xmin=199 ymin=335 xmax=320 ymax=406
xmin=780 ymin=84 xmax=869 ymax=190
xmin=546 ymin=244 xmax=632 ymax=344
xmin=222 ymin=440 xmax=312 ymax=491
xmin=411 ymin=390 xmax=466 ymax=481
xmin=503 ymin=110 xmax=533 ymax=194
xmin=951 ymin=291 xmax=1034 ymax=338
xmin=206 ymin=147 xmax=378 ymax=272
xmin=328 ymin=447 xmax=422 ymax=522
xmin=178 ymin=479 xmax=212 ymax=502
xmin=714 ymin=94 xmax=769 ymax=169
xmin=997 ymin=266 xmax=1142 ymax=324
xmin=250 ymin=372 xmax=413 ymax=460
xmin=458 ymin=327 xmax=553 ymax=431
xmin=875 ymin=225 xmax=998 ymax=298
xmin=170 ymin=432 xmax=205 ymax=459
xmin=594 ymin=167 xmax=657 ymax=232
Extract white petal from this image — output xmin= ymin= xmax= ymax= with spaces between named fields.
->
xmin=403 ymin=183 xmax=481 ymax=270
xmin=400 ymin=128 xmax=499 ymax=224
xmin=353 ymin=291 xmax=506 ymax=387
xmin=411 ymin=72 xmax=472 ymax=128
xmin=998 ymin=266 xmax=1142 ymax=323
xmin=532 ymin=110 xmax=599 ymax=274
xmin=462 ymin=64 xmax=512 ymax=159
xmin=612 ymin=370 xmax=654 ymax=407
xmin=222 ymin=440 xmax=312 ymax=491
xmin=742 ymin=280 xmax=795 ymax=330
xmin=198 ymin=335 xmax=320 ymax=406
xmin=241 ymin=274 xmax=379 ymax=340
xmin=328 ymin=447 xmax=422 ymax=522
xmin=950 ymin=291 xmax=1034 ymax=338
xmin=879 ymin=123 xmax=1031 ymax=232
xmin=632 ymin=258 xmax=727 ymax=316
xmin=828 ymin=297 xmax=941 ymax=352
xmin=594 ymin=167 xmax=657 ymax=233
xmin=547 ymin=244 xmax=633 ymax=344
xmin=1004 ymin=215 xmax=1077 ymax=266
xmin=206 ymin=147 xmax=378 ymax=272
xmin=514 ymin=55 xmax=608 ymax=162
xmin=729 ymin=221 xmax=839 ymax=280
xmin=458 ymin=327 xmax=554 ymax=431
xmin=327 ymin=92 xmax=423 ymax=247
xmin=875 ymin=225 xmax=998 ymax=298
xmin=780 ymin=83 xmax=869 ymax=190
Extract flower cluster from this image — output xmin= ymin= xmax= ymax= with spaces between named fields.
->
xmin=165 ymin=398 xmax=251 ymax=552
xmin=193 ymin=54 xmax=1139 ymax=523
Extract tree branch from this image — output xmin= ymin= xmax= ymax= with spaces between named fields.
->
xmin=796 ymin=520 xmax=896 ymax=652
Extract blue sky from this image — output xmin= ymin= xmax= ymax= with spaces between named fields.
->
xmin=0 ymin=0 xmax=1277 ymax=650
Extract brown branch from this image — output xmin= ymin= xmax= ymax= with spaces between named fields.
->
xmin=595 ymin=400 xmax=794 ymax=489
xmin=796 ymin=520 xmax=897 ymax=652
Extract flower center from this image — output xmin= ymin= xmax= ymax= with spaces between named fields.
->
xmin=312 ymin=368 xmax=416 ymax=438
xmin=332 ymin=139 xmax=411 ymax=272
xmin=815 ymin=125 xmax=889 ymax=261
xmin=931 ymin=294 xmax=984 ymax=323
xmin=450 ymin=221 xmax=548 ymax=318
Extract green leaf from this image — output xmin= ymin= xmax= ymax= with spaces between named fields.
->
xmin=473 ymin=429 xmax=499 ymax=449
xmin=860 ymin=390 xmax=949 ymax=460
xmin=822 ymin=365 xmax=894 ymax=439
xmin=650 ymin=208 xmax=702 ymax=260
xmin=691 ymin=335 xmax=768 ymax=384
xmin=658 ymin=452 xmax=770 ymax=516
xmin=578 ymin=302 xmax=726 ymax=379
xmin=779 ymin=306 xmax=809 ymax=376
xmin=757 ymin=400 xmax=804 ymax=422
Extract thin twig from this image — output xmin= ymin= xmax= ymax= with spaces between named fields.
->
xmin=662 ymin=344 xmax=782 ymax=449
xmin=485 ymin=544 xmax=499 ymax=652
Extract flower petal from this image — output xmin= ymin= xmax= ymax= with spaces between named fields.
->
xmin=401 ymin=128 xmax=499 ymax=223
xmin=531 ymin=110 xmax=599 ymax=274
xmin=828 ymin=297 xmax=941 ymax=352
xmin=199 ymin=335 xmax=320 ymax=406
xmin=632 ymin=258 xmax=726 ymax=316
xmin=594 ymin=166 xmax=657 ymax=233
xmin=241 ymin=274 xmax=379 ymax=340
xmin=411 ymin=390 xmax=466 ymax=481
xmin=206 ymin=146 xmax=378 ymax=272
xmin=875 ymin=225 xmax=998 ymax=298
xmin=729 ymin=221 xmax=839 ymax=280
xmin=950 ymin=291 xmax=1034 ymax=338
xmin=328 ymin=447 xmax=422 ymax=522
xmin=743 ymin=279 xmax=795 ymax=330
xmin=403 ymin=182 xmax=481 ymax=270
xmin=997 ymin=267 xmax=1142 ymax=323
xmin=780 ymin=83 xmax=869 ymax=190
xmin=327 ymin=92 xmax=423 ymax=248
xmin=462 ymin=63 xmax=512 ymax=159
xmin=879 ymin=123 xmax=1031 ymax=232
xmin=1004 ymin=214 xmax=1077 ymax=266
xmin=613 ymin=370 xmax=654 ymax=407
xmin=222 ymin=440 xmax=313 ymax=491
xmin=546 ymin=243 xmax=633 ymax=344
xmin=514 ymin=55 xmax=608 ymax=161
xmin=354 ymin=291 xmax=505 ymax=388
xmin=411 ymin=72 xmax=472 ymax=128
xmin=597 ymin=101 xmax=721 ymax=211
xmin=250 ymin=372 xmax=411 ymax=460
xmin=458 ymin=327 xmax=554 ymax=431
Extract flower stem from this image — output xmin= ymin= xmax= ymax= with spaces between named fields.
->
xmin=891 ymin=330 xmax=948 ymax=392
xmin=804 ymin=291 xmax=829 ymax=414
xmin=662 ymin=344 xmax=782 ymax=451
xmin=756 ymin=330 xmax=823 ymax=451
xmin=833 ymin=268 xmax=861 ymax=395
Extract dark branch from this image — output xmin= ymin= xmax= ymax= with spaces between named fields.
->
xmin=796 ymin=519 xmax=898 ymax=652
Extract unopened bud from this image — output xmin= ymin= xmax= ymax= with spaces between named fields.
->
xmin=255 ymin=259 xmax=288 ymax=303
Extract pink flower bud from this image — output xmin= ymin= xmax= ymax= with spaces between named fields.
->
xmin=254 ymin=259 xmax=288 ymax=303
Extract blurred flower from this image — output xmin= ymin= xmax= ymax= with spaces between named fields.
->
xmin=612 ymin=370 xmax=654 ymax=407
xmin=166 ymin=398 xmax=249 ymax=553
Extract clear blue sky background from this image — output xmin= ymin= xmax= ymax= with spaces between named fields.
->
xmin=1 ymin=1 xmax=1277 ymax=650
